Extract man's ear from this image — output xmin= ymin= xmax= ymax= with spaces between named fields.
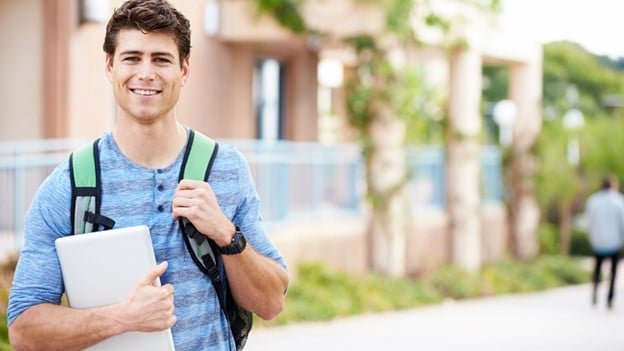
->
xmin=181 ymin=57 xmax=190 ymax=86
xmin=104 ymin=54 xmax=113 ymax=82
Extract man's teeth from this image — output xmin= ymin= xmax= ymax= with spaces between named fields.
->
xmin=133 ymin=89 xmax=159 ymax=96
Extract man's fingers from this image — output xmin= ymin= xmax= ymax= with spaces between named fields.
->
xmin=177 ymin=179 xmax=202 ymax=190
xmin=141 ymin=261 xmax=168 ymax=285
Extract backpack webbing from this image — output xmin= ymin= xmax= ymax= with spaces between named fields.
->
xmin=70 ymin=139 xmax=114 ymax=234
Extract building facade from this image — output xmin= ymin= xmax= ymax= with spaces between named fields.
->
xmin=0 ymin=0 xmax=542 ymax=274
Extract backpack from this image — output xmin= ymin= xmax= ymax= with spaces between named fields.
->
xmin=69 ymin=129 xmax=253 ymax=350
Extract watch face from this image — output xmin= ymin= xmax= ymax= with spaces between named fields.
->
xmin=232 ymin=233 xmax=243 ymax=249
xmin=222 ymin=230 xmax=246 ymax=254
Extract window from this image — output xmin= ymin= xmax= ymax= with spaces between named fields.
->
xmin=253 ymin=59 xmax=284 ymax=141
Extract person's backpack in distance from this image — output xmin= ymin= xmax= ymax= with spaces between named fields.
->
xmin=69 ymin=129 xmax=253 ymax=350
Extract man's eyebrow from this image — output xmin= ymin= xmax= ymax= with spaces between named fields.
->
xmin=152 ymin=52 xmax=175 ymax=58
xmin=119 ymin=50 xmax=142 ymax=56
xmin=118 ymin=50 xmax=175 ymax=59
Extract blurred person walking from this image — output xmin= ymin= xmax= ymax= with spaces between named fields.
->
xmin=586 ymin=174 xmax=624 ymax=309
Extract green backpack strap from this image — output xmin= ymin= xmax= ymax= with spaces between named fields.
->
xmin=178 ymin=129 xmax=219 ymax=277
xmin=69 ymin=139 xmax=115 ymax=234
xmin=178 ymin=129 xmax=253 ymax=350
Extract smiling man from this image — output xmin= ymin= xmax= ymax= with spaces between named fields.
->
xmin=7 ymin=1 xmax=289 ymax=350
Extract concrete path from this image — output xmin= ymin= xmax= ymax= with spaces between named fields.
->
xmin=246 ymin=280 xmax=624 ymax=351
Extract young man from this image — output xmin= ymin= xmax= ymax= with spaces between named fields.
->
xmin=586 ymin=174 xmax=624 ymax=310
xmin=7 ymin=1 xmax=289 ymax=350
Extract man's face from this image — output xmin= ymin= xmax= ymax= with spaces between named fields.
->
xmin=105 ymin=29 xmax=189 ymax=124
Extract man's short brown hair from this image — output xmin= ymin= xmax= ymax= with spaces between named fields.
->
xmin=103 ymin=0 xmax=191 ymax=66
xmin=602 ymin=174 xmax=619 ymax=190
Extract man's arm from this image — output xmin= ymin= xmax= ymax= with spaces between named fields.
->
xmin=222 ymin=243 xmax=289 ymax=320
xmin=9 ymin=262 xmax=176 ymax=351
xmin=173 ymin=179 xmax=289 ymax=319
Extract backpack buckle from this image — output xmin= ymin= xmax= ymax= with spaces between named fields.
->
xmin=83 ymin=211 xmax=116 ymax=230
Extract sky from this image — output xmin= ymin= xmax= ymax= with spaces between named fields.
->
xmin=500 ymin=0 xmax=624 ymax=58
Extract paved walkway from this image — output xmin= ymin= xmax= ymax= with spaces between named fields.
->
xmin=246 ymin=278 xmax=624 ymax=351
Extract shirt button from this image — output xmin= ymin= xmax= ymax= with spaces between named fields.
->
xmin=157 ymin=205 xmax=164 ymax=212
xmin=157 ymin=184 xmax=164 ymax=191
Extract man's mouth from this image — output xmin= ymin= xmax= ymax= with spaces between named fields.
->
xmin=130 ymin=88 xmax=161 ymax=96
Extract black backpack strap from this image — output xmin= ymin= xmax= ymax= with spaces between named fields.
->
xmin=69 ymin=139 xmax=115 ymax=234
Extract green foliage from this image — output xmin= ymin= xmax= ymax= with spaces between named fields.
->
xmin=257 ymin=257 xmax=589 ymax=326
xmin=396 ymin=69 xmax=445 ymax=145
xmin=535 ymin=115 xmax=624 ymax=255
xmin=0 ymin=257 xmax=16 ymax=350
xmin=0 ymin=318 xmax=7 ymax=351
xmin=0 ymin=257 xmax=590 ymax=338
xmin=385 ymin=0 xmax=418 ymax=41
xmin=569 ymin=229 xmax=593 ymax=257
xmin=259 ymin=262 xmax=441 ymax=325
xmin=539 ymin=223 xmax=596 ymax=257
xmin=534 ymin=119 xmax=583 ymax=209
xmin=424 ymin=13 xmax=451 ymax=33
xmin=597 ymin=55 xmax=624 ymax=71
xmin=481 ymin=259 xmax=556 ymax=293
xmin=580 ymin=116 xmax=624 ymax=178
xmin=482 ymin=65 xmax=508 ymax=103
xmin=533 ymin=255 xmax=589 ymax=284
xmin=539 ymin=223 xmax=560 ymax=255
xmin=431 ymin=265 xmax=481 ymax=298
xmin=256 ymin=0 xmax=306 ymax=33
xmin=461 ymin=0 xmax=501 ymax=12
xmin=543 ymin=42 xmax=624 ymax=117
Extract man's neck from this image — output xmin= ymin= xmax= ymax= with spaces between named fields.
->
xmin=112 ymin=119 xmax=188 ymax=169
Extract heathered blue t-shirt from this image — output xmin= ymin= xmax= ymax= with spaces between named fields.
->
xmin=8 ymin=132 xmax=287 ymax=351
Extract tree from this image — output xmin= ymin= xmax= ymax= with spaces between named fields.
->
xmin=536 ymin=43 xmax=624 ymax=255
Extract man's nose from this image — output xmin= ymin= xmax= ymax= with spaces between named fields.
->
xmin=137 ymin=61 xmax=156 ymax=81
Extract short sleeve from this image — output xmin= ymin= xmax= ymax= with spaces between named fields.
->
xmin=231 ymin=150 xmax=287 ymax=272
xmin=7 ymin=163 xmax=72 ymax=325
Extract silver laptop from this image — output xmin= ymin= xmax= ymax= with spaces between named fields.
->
xmin=55 ymin=225 xmax=175 ymax=351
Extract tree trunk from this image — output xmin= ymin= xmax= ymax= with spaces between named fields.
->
xmin=508 ymin=152 xmax=540 ymax=259
xmin=559 ymin=200 xmax=573 ymax=256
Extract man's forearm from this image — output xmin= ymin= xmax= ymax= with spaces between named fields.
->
xmin=9 ymin=303 xmax=126 ymax=351
xmin=223 ymin=247 xmax=289 ymax=320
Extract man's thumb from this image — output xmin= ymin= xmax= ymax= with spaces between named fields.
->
xmin=142 ymin=261 xmax=168 ymax=285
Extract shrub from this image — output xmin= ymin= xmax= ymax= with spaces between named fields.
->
xmin=259 ymin=256 xmax=590 ymax=327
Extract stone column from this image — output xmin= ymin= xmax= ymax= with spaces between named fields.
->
xmin=447 ymin=49 xmax=482 ymax=272
xmin=43 ymin=0 xmax=72 ymax=138
xmin=508 ymin=58 xmax=542 ymax=260
xmin=368 ymin=104 xmax=408 ymax=277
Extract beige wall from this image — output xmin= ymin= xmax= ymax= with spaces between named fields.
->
xmin=272 ymin=205 xmax=509 ymax=276
xmin=0 ymin=0 xmax=43 ymax=141
xmin=69 ymin=21 xmax=116 ymax=139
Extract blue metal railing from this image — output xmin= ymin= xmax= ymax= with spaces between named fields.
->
xmin=480 ymin=145 xmax=504 ymax=203
xmin=0 ymin=138 xmax=503 ymax=247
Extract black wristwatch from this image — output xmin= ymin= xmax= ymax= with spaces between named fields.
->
xmin=218 ymin=227 xmax=247 ymax=255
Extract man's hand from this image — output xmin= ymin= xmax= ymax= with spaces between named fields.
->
xmin=117 ymin=261 xmax=176 ymax=332
xmin=172 ymin=179 xmax=235 ymax=246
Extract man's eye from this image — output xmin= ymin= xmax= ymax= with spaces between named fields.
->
xmin=123 ymin=57 xmax=139 ymax=62
xmin=155 ymin=58 xmax=172 ymax=64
